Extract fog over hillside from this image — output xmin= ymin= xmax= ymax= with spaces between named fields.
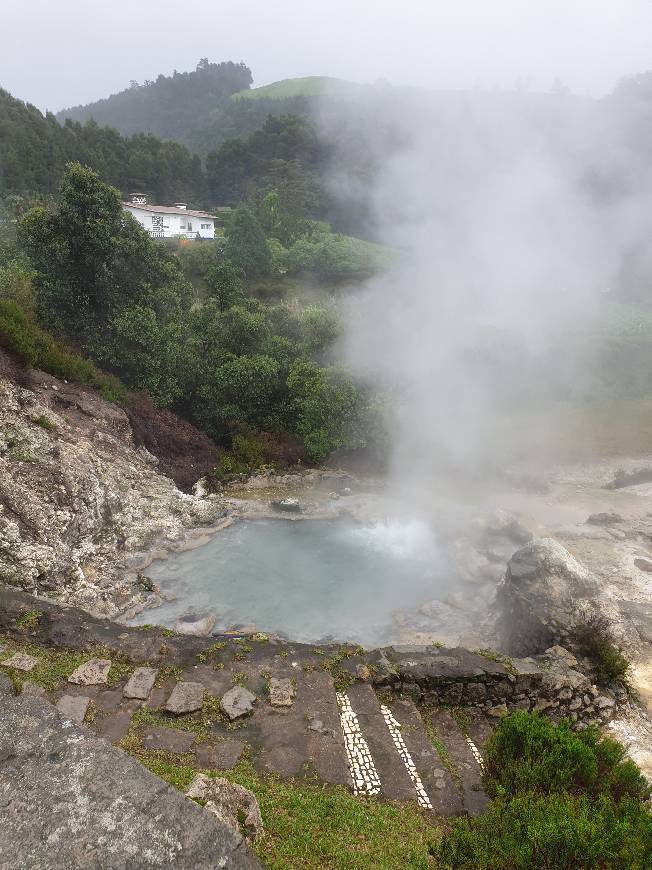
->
xmin=328 ymin=87 xmax=652 ymax=483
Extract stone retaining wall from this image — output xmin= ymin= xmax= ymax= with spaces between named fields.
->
xmin=0 ymin=585 xmax=626 ymax=726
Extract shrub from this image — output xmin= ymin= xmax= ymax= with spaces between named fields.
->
xmin=438 ymin=792 xmax=652 ymax=870
xmin=483 ymin=711 xmax=650 ymax=804
xmin=0 ymin=300 xmax=128 ymax=404
xmin=574 ymin=614 xmax=630 ymax=683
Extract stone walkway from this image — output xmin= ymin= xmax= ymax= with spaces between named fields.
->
xmin=38 ymin=650 xmax=490 ymax=815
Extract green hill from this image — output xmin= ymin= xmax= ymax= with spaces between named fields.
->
xmin=233 ymin=76 xmax=363 ymax=101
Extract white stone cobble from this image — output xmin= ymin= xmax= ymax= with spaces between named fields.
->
xmin=336 ymin=692 xmax=381 ymax=796
xmin=380 ymin=705 xmax=433 ymax=810
xmin=466 ymin=736 xmax=485 ymax=771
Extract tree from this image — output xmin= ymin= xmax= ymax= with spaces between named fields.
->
xmin=224 ymin=204 xmax=271 ymax=277
xmin=204 ymin=262 xmax=245 ymax=310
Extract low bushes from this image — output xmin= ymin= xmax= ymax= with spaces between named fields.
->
xmin=438 ymin=712 xmax=652 ymax=870
xmin=483 ymin=711 xmax=650 ymax=803
xmin=438 ymin=792 xmax=652 ymax=869
xmin=574 ymin=613 xmax=631 ymax=683
xmin=0 ymin=300 xmax=127 ymax=403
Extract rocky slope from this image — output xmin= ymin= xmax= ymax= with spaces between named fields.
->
xmin=0 ymin=368 xmax=225 ymax=616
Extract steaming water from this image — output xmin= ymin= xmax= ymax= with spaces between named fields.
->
xmin=134 ymin=517 xmax=453 ymax=646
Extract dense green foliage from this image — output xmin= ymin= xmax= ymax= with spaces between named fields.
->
xmin=2 ymin=164 xmax=377 ymax=465
xmin=438 ymin=712 xmax=652 ymax=869
xmin=439 ymin=791 xmax=652 ymax=869
xmin=0 ymin=89 xmax=204 ymax=202
xmin=56 ymin=60 xmax=253 ymax=143
xmin=483 ymin=711 xmax=649 ymax=803
xmin=0 ymin=299 xmax=127 ymax=402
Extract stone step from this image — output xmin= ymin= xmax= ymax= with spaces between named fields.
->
xmin=343 ymin=683 xmax=420 ymax=802
xmin=386 ymin=698 xmax=463 ymax=816
xmin=429 ymin=709 xmax=490 ymax=816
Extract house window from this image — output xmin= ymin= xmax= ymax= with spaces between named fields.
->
xmin=201 ymin=223 xmax=211 ymax=229
xmin=187 ymin=222 xmax=193 ymax=232
xmin=180 ymin=222 xmax=186 ymax=230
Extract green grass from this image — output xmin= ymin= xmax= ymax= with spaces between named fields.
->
xmin=141 ymin=756 xmax=440 ymax=868
xmin=14 ymin=609 xmax=43 ymax=630
xmin=232 ymin=76 xmax=362 ymax=101
xmin=31 ymin=413 xmax=55 ymax=431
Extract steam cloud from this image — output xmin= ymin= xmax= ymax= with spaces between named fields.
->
xmin=323 ymin=90 xmax=652 ymax=484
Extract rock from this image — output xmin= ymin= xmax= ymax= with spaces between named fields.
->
xmin=0 ymin=692 xmax=260 ymax=868
xmin=268 ymin=677 xmax=294 ymax=707
xmin=634 ymin=558 xmax=652 ymax=573
xmin=595 ymin=695 xmax=616 ymax=710
xmin=20 ymin=682 xmax=46 ymax=698
xmin=486 ymin=703 xmax=508 ymax=718
xmin=164 ymin=681 xmax=204 ymax=714
xmin=544 ymin=645 xmax=579 ymax=668
xmin=186 ymin=774 xmax=263 ymax=842
xmin=0 ymin=673 xmax=13 ymax=694
xmin=174 ymin=614 xmax=217 ymax=637
xmin=142 ymin=726 xmax=196 ymax=753
xmin=586 ymin=512 xmax=624 ymax=526
xmin=123 ymin=666 xmax=158 ymax=700
xmin=196 ymin=739 xmax=246 ymax=770
xmin=220 ymin=686 xmax=256 ymax=720
xmin=271 ymin=497 xmax=301 ymax=513
xmin=499 ymin=539 xmax=600 ymax=655
xmin=479 ymin=510 xmax=533 ymax=546
xmin=328 ymin=491 xmax=340 ymax=500
xmin=342 ymin=487 xmax=352 ymax=496
xmin=56 ymin=694 xmax=90 ymax=724
xmin=1 ymin=652 xmax=38 ymax=672
xmin=68 ymin=658 xmax=111 ymax=685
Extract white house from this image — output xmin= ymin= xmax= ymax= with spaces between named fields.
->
xmin=122 ymin=193 xmax=217 ymax=240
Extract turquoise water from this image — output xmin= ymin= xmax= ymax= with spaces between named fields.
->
xmin=134 ymin=517 xmax=454 ymax=646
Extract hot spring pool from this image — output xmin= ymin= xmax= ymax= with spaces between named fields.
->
xmin=132 ymin=517 xmax=456 ymax=646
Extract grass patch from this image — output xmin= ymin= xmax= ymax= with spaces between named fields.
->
xmin=32 ymin=413 xmax=55 ymax=431
xmin=140 ymin=755 xmax=440 ymax=868
xmin=14 ymin=609 xmax=42 ymax=630
xmin=0 ymin=637 xmax=90 ymax=691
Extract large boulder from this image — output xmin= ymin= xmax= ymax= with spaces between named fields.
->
xmin=499 ymin=538 xmax=600 ymax=655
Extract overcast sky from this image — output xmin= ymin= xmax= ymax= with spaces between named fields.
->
xmin=3 ymin=0 xmax=652 ymax=111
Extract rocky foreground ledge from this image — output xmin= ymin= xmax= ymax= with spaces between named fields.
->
xmin=0 ymin=582 xmax=643 ymax=866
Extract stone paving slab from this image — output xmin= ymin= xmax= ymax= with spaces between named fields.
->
xmin=388 ymin=699 xmax=463 ymax=816
xmin=123 ymin=667 xmax=157 ymax=700
xmin=0 ymin=692 xmax=261 ymax=869
xmin=68 ymin=658 xmax=111 ymax=685
xmin=221 ymin=686 xmax=257 ymax=720
xmin=91 ymin=710 xmax=134 ymax=743
xmin=269 ymin=677 xmax=294 ymax=707
xmin=164 ymin=681 xmax=204 ymax=714
xmin=142 ymin=726 xmax=196 ymax=753
xmin=346 ymin=683 xmax=417 ymax=802
xmin=430 ymin=709 xmax=490 ymax=816
xmin=296 ymin=670 xmax=350 ymax=786
xmin=56 ymin=694 xmax=90 ymax=725
xmin=1 ymin=652 xmax=38 ymax=672
xmin=195 ymin=739 xmax=246 ymax=770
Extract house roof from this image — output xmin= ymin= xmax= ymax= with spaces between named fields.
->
xmin=123 ymin=202 xmax=217 ymax=219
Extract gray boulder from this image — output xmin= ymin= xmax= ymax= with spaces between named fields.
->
xmin=499 ymin=538 xmax=599 ymax=655
xmin=186 ymin=773 xmax=263 ymax=841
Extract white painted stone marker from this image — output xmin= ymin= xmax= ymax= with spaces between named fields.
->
xmin=336 ymin=692 xmax=382 ymax=796
xmin=123 ymin=667 xmax=158 ymax=700
xmin=1 ymin=652 xmax=39 ymax=672
xmin=380 ymin=704 xmax=433 ymax=810
xmin=57 ymin=694 xmax=91 ymax=725
xmin=68 ymin=658 xmax=111 ymax=685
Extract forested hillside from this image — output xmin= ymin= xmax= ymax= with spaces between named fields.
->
xmin=0 ymin=89 xmax=204 ymax=203
xmin=57 ymin=60 xmax=253 ymax=143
